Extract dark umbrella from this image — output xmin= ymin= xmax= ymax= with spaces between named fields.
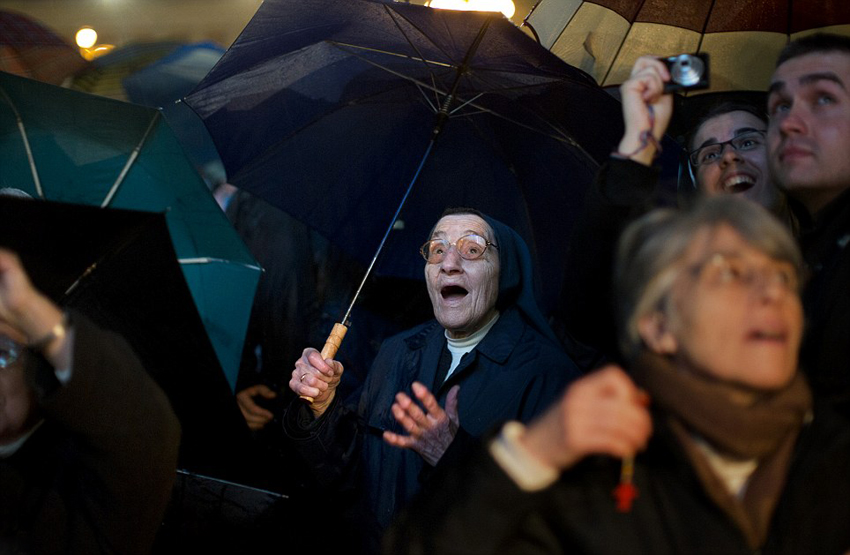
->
xmin=0 ymin=9 xmax=88 ymax=85
xmin=185 ymin=0 xmax=624 ymax=346
xmin=0 ymin=195 xmax=254 ymax=482
xmin=523 ymin=0 xmax=850 ymax=93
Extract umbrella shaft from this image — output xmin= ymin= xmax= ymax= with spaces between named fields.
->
xmin=342 ymin=138 xmax=436 ymax=325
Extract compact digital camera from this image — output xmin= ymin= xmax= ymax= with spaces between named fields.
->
xmin=662 ymin=53 xmax=710 ymax=93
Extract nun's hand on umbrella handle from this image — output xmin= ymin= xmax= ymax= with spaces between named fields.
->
xmin=297 ymin=322 xmax=348 ymax=404
xmin=383 ymin=382 xmax=460 ymax=466
xmin=518 ymin=366 xmax=652 ymax=471
xmin=290 ymin=347 xmax=344 ymax=418
xmin=617 ymin=56 xmax=674 ymax=166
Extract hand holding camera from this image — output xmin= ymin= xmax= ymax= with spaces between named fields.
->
xmin=616 ymin=53 xmax=710 ymax=165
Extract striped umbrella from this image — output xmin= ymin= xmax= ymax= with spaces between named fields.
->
xmin=523 ymin=0 xmax=850 ymax=93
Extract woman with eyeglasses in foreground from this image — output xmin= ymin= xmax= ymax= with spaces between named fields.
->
xmin=386 ymin=196 xmax=850 ymax=554
xmin=284 ymin=208 xmax=579 ymax=553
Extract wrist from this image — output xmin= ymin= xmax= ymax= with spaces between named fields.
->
xmin=520 ymin=419 xmax=579 ymax=471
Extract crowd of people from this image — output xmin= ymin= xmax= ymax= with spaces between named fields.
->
xmin=3 ymin=31 xmax=850 ymax=554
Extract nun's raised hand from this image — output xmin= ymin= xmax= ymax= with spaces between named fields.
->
xmin=384 ymin=382 xmax=460 ymax=466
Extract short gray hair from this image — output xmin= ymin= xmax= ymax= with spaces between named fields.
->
xmin=614 ymin=196 xmax=802 ymax=359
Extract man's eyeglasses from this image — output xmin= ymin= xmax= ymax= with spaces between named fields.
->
xmin=688 ymin=130 xmax=766 ymax=168
xmin=420 ymin=234 xmax=498 ymax=264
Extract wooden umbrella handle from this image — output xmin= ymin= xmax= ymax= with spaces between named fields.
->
xmin=300 ymin=322 xmax=348 ymax=403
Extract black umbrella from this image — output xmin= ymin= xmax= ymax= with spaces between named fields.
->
xmin=186 ymin=0 xmax=624 ymax=363
xmin=0 ymin=196 xmax=254 ymax=482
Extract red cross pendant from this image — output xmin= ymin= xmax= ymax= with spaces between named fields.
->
xmin=613 ymin=456 xmax=638 ymax=512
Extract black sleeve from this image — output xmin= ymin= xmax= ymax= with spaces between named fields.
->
xmin=16 ymin=312 xmax=181 ymax=555
xmin=554 ymin=158 xmax=660 ymax=362
xmin=385 ymin=438 xmax=557 ymax=555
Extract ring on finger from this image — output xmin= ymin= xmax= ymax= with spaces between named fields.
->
xmin=300 ymin=373 xmax=308 ymax=382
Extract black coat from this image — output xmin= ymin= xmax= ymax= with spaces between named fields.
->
xmin=0 ymin=314 xmax=181 ymax=554
xmin=794 ymin=190 xmax=850 ymax=417
xmin=555 ymin=158 xmax=661 ymax=363
xmin=284 ymin=307 xmax=577 ymax=550
xmin=386 ymin=403 xmax=850 ymax=555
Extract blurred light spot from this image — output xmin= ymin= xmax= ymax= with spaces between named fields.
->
xmin=75 ymin=27 xmax=98 ymax=48
xmin=427 ymin=0 xmax=516 ymax=19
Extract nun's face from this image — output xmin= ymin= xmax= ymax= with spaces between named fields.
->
xmin=425 ymin=214 xmax=500 ymax=339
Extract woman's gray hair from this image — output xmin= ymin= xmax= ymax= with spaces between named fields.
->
xmin=614 ymin=196 xmax=803 ymax=360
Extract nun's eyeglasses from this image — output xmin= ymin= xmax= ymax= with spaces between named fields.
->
xmin=420 ymin=234 xmax=498 ymax=264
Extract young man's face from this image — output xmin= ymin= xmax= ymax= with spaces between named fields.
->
xmin=691 ymin=110 xmax=775 ymax=209
xmin=768 ymin=51 xmax=850 ymax=214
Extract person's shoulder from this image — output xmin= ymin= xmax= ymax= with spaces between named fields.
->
xmin=494 ymin=309 xmax=580 ymax=379
xmin=378 ymin=319 xmax=443 ymax=351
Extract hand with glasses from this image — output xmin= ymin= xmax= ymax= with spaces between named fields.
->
xmin=688 ymin=130 xmax=766 ymax=168
xmin=0 ymin=249 xmax=69 ymax=367
xmin=0 ymin=335 xmax=20 ymax=369
xmin=419 ymin=234 xmax=498 ymax=264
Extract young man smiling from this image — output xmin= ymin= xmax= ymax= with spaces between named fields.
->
xmin=767 ymin=33 xmax=850 ymax=416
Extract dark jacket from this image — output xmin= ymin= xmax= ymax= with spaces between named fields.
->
xmin=386 ymin=402 xmax=850 ymax=555
xmin=0 ymin=314 xmax=181 ymax=554
xmin=555 ymin=158 xmax=660 ymax=362
xmin=793 ymin=190 xmax=850 ymax=417
xmin=285 ymin=307 xmax=577 ymax=531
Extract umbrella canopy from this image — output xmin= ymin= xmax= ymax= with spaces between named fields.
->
xmin=0 ymin=9 xmax=88 ymax=85
xmin=523 ymin=0 xmax=850 ymax=93
xmin=69 ymin=41 xmax=225 ymax=173
xmin=0 ymin=71 xmax=260 ymax=389
xmin=0 ymin=196 xmax=254 ymax=480
xmin=185 ymin=0 xmax=624 ymax=312
xmin=68 ymin=41 xmax=185 ymax=101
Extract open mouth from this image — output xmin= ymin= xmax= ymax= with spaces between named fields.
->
xmin=441 ymin=285 xmax=468 ymax=300
xmin=748 ymin=330 xmax=786 ymax=343
xmin=723 ymin=175 xmax=756 ymax=194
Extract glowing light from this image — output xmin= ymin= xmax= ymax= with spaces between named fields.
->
xmin=81 ymin=44 xmax=115 ymax=61
xmin=427 ymin=0 xmax=516 ymax=19
xmin=75 ymin=27 xmax=98 ymax=49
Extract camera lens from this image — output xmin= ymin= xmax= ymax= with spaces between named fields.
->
xmin=670 ymin=54 xmax=704 ymax=87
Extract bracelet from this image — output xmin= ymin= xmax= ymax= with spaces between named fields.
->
xmin=29 ymin=313 xmax=68 ymax=353
xmin=611 ymin=106 xmax=663 ymax=159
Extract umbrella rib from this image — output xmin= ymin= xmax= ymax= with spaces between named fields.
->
xmin=600 ymin=0 xmax=650 ymax=86
xmin=179 ymin=257 xmax=262 ymax=271
xmin=382 ymin=3 xmax=461 ymax=68
xmin=327 ymin=40 xmax=454 ymax=69
xmin=382 ymin=4 xmax=449 ymax=109
xmin=329 ymin=40 xmax=456 ymax=107
xmin=102 ymin=111 xmax=160 ymax=208
xmin=414 ymin=82 xmax=440 ymax=114
xmin=0 ymin=86 xmax=45 ymax=198
xmin=463 ymin=98 xmax=597 ymax=163
xmin=449 ymin=92 xmax=484 ymax=114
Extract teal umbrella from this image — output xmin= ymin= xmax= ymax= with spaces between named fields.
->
xmin=0 ymin=70 xmax=260 ymax=389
